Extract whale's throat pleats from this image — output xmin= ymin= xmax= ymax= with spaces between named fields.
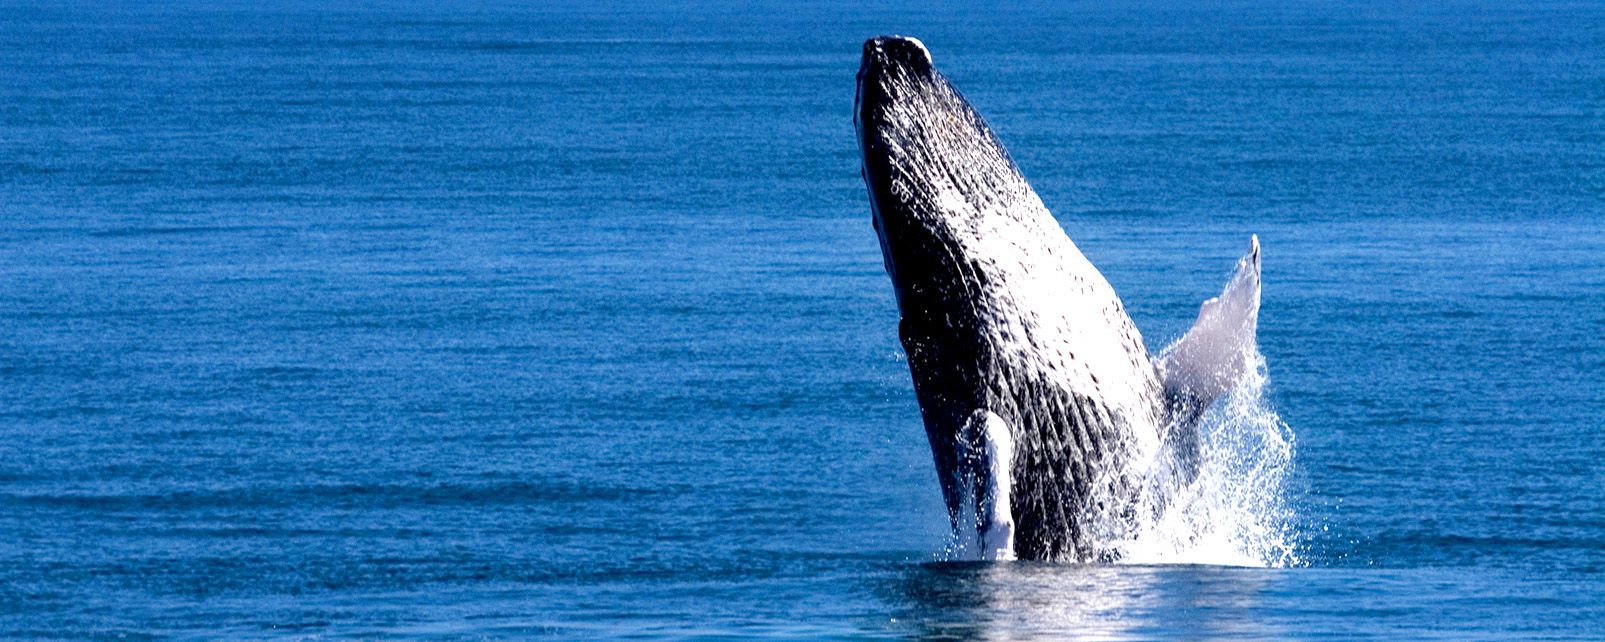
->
xmin=902 ymin=289 xmax=1160 ymax=562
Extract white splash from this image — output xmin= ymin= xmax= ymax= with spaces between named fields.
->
xmin=1112 ymin=349 xmax=1301 ymax=568
xmin=1104 ymin=235 xmax=1298 ymax=568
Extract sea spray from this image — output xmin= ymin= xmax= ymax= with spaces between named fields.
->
xmin=1108 ymin=349 xmax=1299 ymax=568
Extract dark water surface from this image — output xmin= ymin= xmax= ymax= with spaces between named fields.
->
xmin=2 ymin=1 xmax=1602 ymax=639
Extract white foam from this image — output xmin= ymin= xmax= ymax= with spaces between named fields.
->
xmin=1114 ymin=349 xmax=1301 ymax=568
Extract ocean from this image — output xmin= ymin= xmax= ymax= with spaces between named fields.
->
xmin=1 ymin=1 xmax=1602 ymax=638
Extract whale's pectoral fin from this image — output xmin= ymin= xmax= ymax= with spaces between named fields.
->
xmin=955 ymin=409 xmax=1016 ymax=561
xmin=1158 ymin=235 xmax=1262 ymax=409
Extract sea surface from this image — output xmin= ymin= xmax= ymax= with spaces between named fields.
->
xmin=2 ymin=1 xmax=1602 ymax=639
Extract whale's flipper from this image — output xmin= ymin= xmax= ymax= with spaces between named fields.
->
xmin=1159 ymin=235 xmax=1262 ymax=409
xmin=955 ymin=409 xmax=1016 ymax=561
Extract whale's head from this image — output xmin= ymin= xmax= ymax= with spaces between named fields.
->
xmin=854 ymin=36 xmax=1030 ymax=320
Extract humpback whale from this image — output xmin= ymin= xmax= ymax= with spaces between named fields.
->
xmin=855 ymin=36 xmax=1263 ymax=562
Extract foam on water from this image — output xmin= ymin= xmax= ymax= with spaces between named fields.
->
xmin=1113 ymin=237 xmax=1298 ymax=568
xmin=1114 ymin=350 xmax=1300 ymax=568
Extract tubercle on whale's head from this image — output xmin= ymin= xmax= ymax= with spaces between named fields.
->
xmin=859 ymin=36 xmax=932 ymax=81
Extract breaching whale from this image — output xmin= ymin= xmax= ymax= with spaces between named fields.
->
xmin=855 ymin=36 xmax=1263 ymax=562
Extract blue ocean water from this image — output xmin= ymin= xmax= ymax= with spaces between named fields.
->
xmin=2 ymin=1 xmax=1602 ymax=638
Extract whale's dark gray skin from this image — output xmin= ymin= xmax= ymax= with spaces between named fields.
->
xmin=855 ymin=36 xmax=1262 ymax=562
